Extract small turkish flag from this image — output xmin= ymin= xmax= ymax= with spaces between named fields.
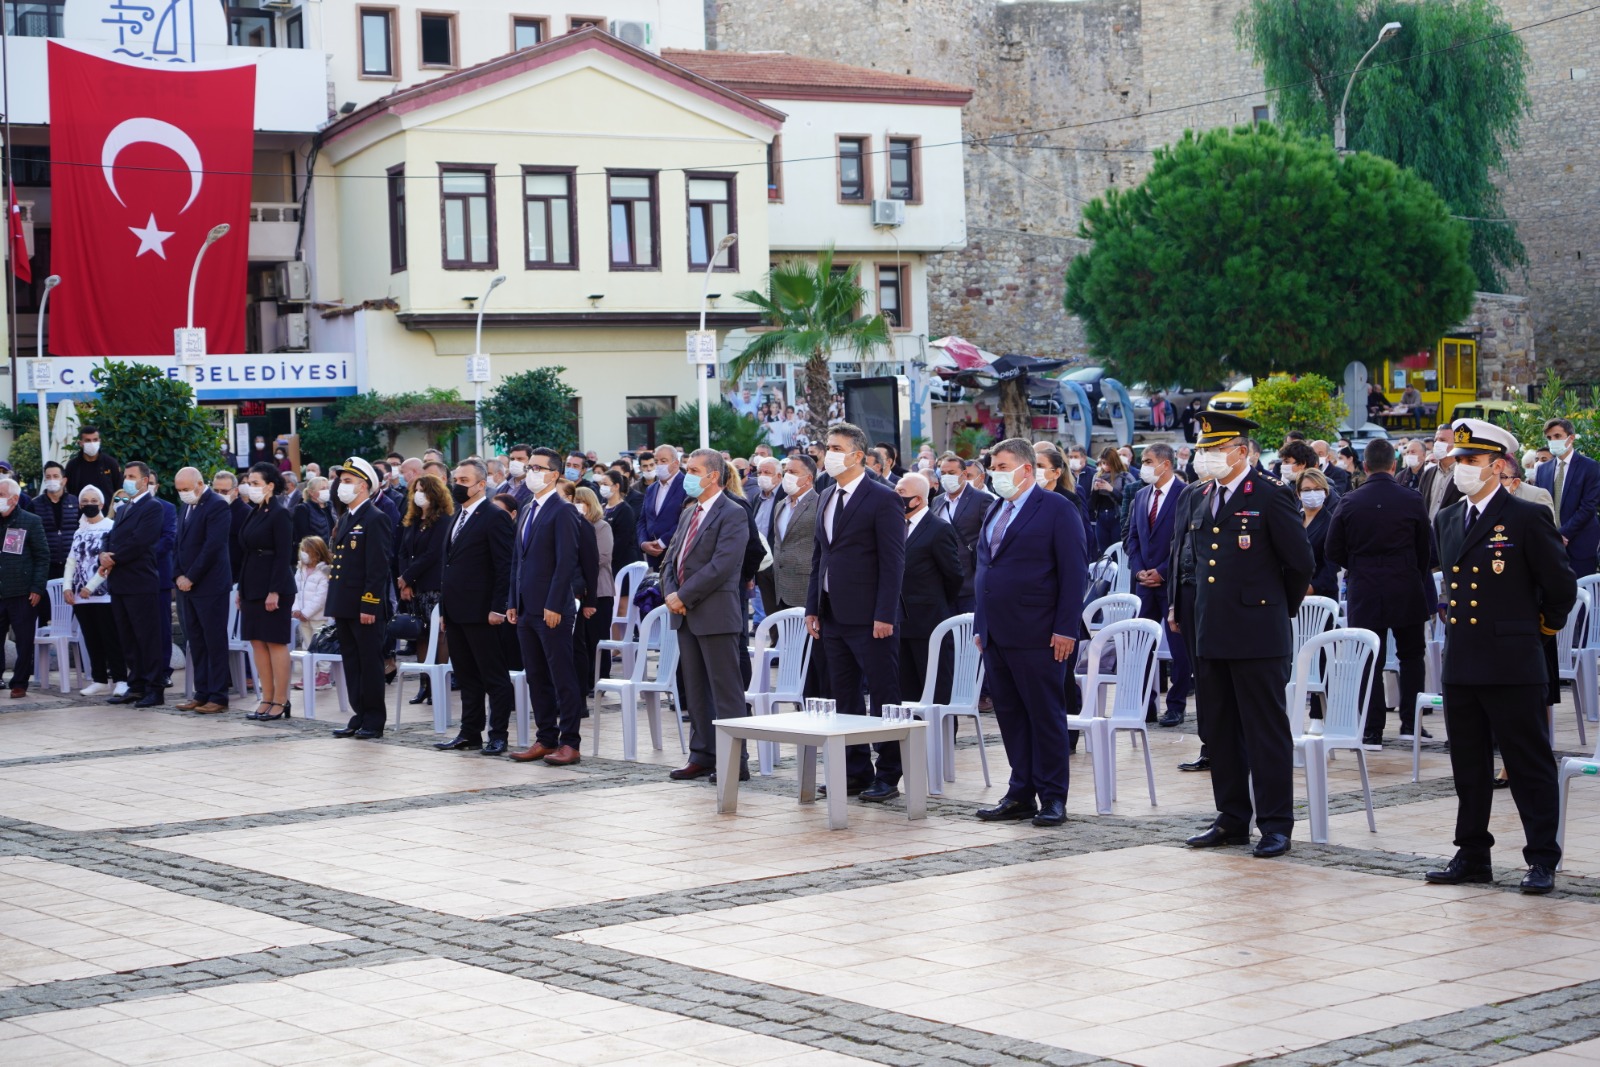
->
xmin=7 ymin=183 xmax=30 ymax=285
xmin=47 ymin=43 xmax=255 ymax=356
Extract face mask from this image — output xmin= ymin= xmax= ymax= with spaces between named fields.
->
xmin=122 ymin=478 xmax=140 ymax=496
xmin=1281 ymin=464 xmax=1300 ymax=478
xmin=781 ymin=473 xmax=801 ymax=496
xmin=1119 ymin=453 xmax=1133 ymax=468
xmin=599 ymin=484 xmax=613 ymax=501
xmin=1300 ymin=490 xmax=1326 ymax=510
xmin=1403 ymin=453 xmax=1421 ymax=470
xmin=449 ymin=483 xmax=470 ymax=506
xmin=81 ymin=505 xmax=101 ymax=519
xmin=990 ymin=470 xmax=1020 ymax=500
xmin=42 ymin=479 xmax=60 ymax=494
xmin=681 ymin=473 xmax=704 ymax=498
xmin=1068 ymin=457 xmax=1084 ymax=473
xmin=413 ymin=491 xmax=429 ymax=508
xmin=242 ymin=484 xmax=264 ymax=503
xmin=655 ymin=466 xmax=672 ymax=482
xmin=1549 ymin=437 xmax=1571 ymax=457
xmin=255 ymin=440 xmax=265 ymax=449
xmin=823 ymin=451 xmax=850 ymax=478
xmin=507 ymin=461 xmax=525 ymax=478
xmin=918 ymin=461 xmax=932 ymax=472
xmin=1452 ymin=462 xmax=1492 ymax=496
xmin=902 ymin=496 xmax=919 ymax=514
xmin=1192 ymin=450 xmax=1231 ymax=482
xmin=939 ymin=473 xmax=962 ymax=494
xmin=1139 ymin=464 xmax=1157 ymax=485
xmin=299 ymin=552 xmax=311 ymax=565
xmin=0 ymin=500 xmax=13 ymax=515
xmin=275 ymin=453 xmax=286 ymax=461
xmin=82 ymin=441 xmax=100 ymax=457
xmin=564 ymin=466 xmax=582 ymax=481
xmin=337 ymin=482 xmax=358 ymax=504
xmin=525 ymin=470 xmax=550 ymax=494
xmin=1433 ymin=441 xmax=1449 ymax=459
xmin=178 ymin=490 xmax=199 ymax=506
xmin=757 ymin=475 xmax=775 ymax=492
xmin=1525 ymin=466 xmax=1538 ymax=481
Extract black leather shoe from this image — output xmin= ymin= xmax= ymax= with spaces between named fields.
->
xmin=708 ymin=768 xmax=751 ymax=784
xmin=1158 ymin=711 xmax=1185 ymax=727
xmin=1520 ymin=865 xmax=1555 ymax=895
xmin=1425 ymin=856 xmax=1494 ymax=885
xmin=1032 ymin=799 xmax=1066 ymax=826
xmin=353 ymin=729 xmax=382 ymax=740
xmin=331 ymin=727 xmax=358 ymax=738
xmin=433 ymin=735 xmax=477 ymax=751
xmin=133 ymin=692 xmax=164 ymax=708
xmin=859 ymin=781 xmax=899 ymax=803
xmin=1253 ymin=832 xmax=1291 ymax=858
xmin=107 ymin=691 xmax=145 ymax=705
xmin=976 ymin=796 xmax=1039 ymax=821
xmin=1186 ymin=824 xmax=1250 ymax=848
xmin=479 ymin=740 xmax=508 ymax=756
xmin=1178 ymin=756 xmax=1211 ymax=772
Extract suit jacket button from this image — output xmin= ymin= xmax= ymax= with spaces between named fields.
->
xmin=1471 ymin=618 xmax=1478 ymax=625
xmin=1471 ymin=583 xmax=1478 ymax=589
xmin=1472 ymin=566 xmax=1480 ymax=573
xmin=1260 ymin=600 xmax=1266 ymax=605
xmin=1452 ymin=566 xmax=1460 ymax=573
xmin=1212 ymin=527 xmax=1220 ymax=534
xmin=1450 ymin=617 xmax=1457 ymax=624
xmin=1208 ymin=559 xmax=1216 ymax=566
xmin=1471 ymin=600 xmax=1478 ymax=607
xmin=1449 ymin=600 xmax=1457 ymax=606
xmin=1211 ymin=543 xmax=1219 ymax=549
xmin=1450 ymin=583 xmax=1459 ymax=590
xmin=1207 ymin=576 xmax=1215 ymax=583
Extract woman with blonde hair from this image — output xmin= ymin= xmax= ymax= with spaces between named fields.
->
xmin=397 ymin=473 xmax=454 ymax=705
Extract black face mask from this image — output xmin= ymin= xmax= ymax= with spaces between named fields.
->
xmin=902 ymin=496 xmax=918 ymax=515
xmin=81 ymin=505 xmax=101 ymax=519
xmin=450 ymin=482 xmax=471 ymax=506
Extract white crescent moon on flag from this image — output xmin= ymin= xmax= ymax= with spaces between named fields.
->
xmin=101 ymin=118 xmax=205 ymax=214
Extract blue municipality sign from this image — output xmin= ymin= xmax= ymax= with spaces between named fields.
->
xmin=24 ymin=354 xmax=357 ymax=402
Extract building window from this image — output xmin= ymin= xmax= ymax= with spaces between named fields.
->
xmin=387 ymin=166 xmax=406 ymax=272
xmin=568 ymin=15 xmax=606 ymax=31
xmin=837 ymin=136 xmax=869 ymax=203
xmin=523 ymin=167 xmax=576 ymax=269
xmin=686 ymin=174 xmax=735 ymax=271
xmin=766 ymin=136 xmax=783 ymax=201
xmin=887 ymin=136 xmax=920 ymax=203
xmin=877 ymin=264 xmax=907 ymax=329
xmin=418 ymin=11 xmax=456 ymax=68
xmin=608 ymin=171 xmax=658 ymax=270
xmin=226 ymin=3 xmax=275 ymax=46
xmin=285 ymin=11 xmax=303 ymax=47
xmin=440 ymin=166 xmax=495 ymax=269
xmin=829 ymin=262 xmax=864 ymax=320
xmin=4 ymin=0 xmax=65 ymax=37
xmin=1252 ymin=104 xmax=1270 ymax=123
xmin=10 ymin=145 xmax=48 ymax=186
xmin=359 ymin=8 xmax=396 ymax=78
xmin=627 ymin=396 xmax=674 ymax=452
xmin=512 ymin=16 xmax=546 ymax=49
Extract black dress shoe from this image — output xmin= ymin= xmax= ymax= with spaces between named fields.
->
xmin=480 ymin=740 xmax=508 ymax=756
xmin=1158 ymin=711 xmax=1185 ymax=727
xmin=1521 ymin=865 xmax=1555 ymax=894
xmin=331 ymin=727 xmax=358 ymax=738
xmin=107 ymin=691 xmax=145 ymax=705
xmin=1425 ymin=856 xmax=1494 ymax=885
xmin=1253 ymin=832 xmax=1291 ymax=858
xmin=1186 ymin=824 xmax=1250 ymax=848
xmin=433 ymin=735 xmax=477 ymax=751
xmin=353 ymin=729 xmax=382 ymax=739
xmin=133 ymin=692 xmax=164 ymax=708
xmin=1032 ymin=799 xmax=1066 ymax=826
xmin=1178 ymin=755 xmax=1211 ymax=772
xmin=859 ymin=781 xmax=900 ymax=802
xmin=708 ymin=768 xmax=751 ymax=784
xmin=976 ymin=796 xmax=1039 ymax=821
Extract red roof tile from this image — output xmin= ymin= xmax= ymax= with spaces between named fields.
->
xmin=662 ymin=49 xmax=973 ymax=106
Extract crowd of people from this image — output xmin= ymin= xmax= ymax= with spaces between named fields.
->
xmin=5 ymin=407 xmax=1585 ymax=892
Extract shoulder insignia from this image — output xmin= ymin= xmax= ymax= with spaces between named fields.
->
xmin=1242 ymin=480 xmax=1254 ymax=494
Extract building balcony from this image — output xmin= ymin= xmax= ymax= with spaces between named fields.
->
xmin=249 ymin=203 xmax=300 ymax=262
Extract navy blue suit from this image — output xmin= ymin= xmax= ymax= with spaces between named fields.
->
xmin=1535 ymin=451 xmax=1600 ymax=576
xmin=975 ymin=485 xmax=1087 ymax=806
xmin=511 ymin=490 xmax=585 ymax=751
xmin=637 ymin=473 xmax=687 ymax=551
xmin=1124 ymin=478 xmax=1191 ymax=718
xmin=104 ymin=493 xmax=167 ymax=697
xmin=805 ymin=474 xmax=906 ymax=786
xmin=176 ymin=490 xmax=233 ymax=706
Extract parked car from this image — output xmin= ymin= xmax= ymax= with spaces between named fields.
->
xmin=1207 ymin=376 xmax=1256 ymax=414
xmin=1096 ymin=382 xmax=1217 ymax=429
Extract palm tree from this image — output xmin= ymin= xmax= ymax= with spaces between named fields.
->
xmin=730 ymin=249 xmax=893 ymax=443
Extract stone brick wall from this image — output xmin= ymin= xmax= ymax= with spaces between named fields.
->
xmin=1468 ymin=291 xmax=1538 ymax=397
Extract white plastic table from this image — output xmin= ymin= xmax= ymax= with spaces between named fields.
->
xmin=714 ymin=712 xmax=928 ymax=830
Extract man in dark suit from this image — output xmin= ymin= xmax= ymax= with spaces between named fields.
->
xmin=152 ymin=481 xmax=178 ymax=690
xmin=434 ymin=460 xmax=516 ymax=756
xmin=210 ymin=470 xmax=251 ymax=583
xmin=1325 ymin=439 xmax=1436 ymax=746
xmin=1427 ymin=418 xmax=1576 ymax=895
xmin=1168 ymin=457 xmax=1215 ymax=772
xmin=933 ymin=452 xmax=991 ymax=613
xmin=508 ymin=448 xmax=585 ymax=766
xmin=806 ymin=423 xmax=906 ymax=802
xmin=1183 ymin=412 xmax=1313 ymax=858
xmin=637 ymin=445 xmax=686 ymax=564
xmin=172 ymin=467 xmax=233 ymax=714
xmin=1123 ymin=442 xmax=1191 ymax=727
xmin=896 ymin=473 xmax=962 ymax=704
xmin=1418 ymin=424 xmax=1465 ymax=520
xmin=101 ymin=462 xmax=167 ymax=707
xmin=662 ymin=450 xmax=751 ymax=781
xmin=973 ymin=437 xmax=1087 ymax=827
xmin=1535 ymin=418 xmax=1600 ymax=579
xmin=326 ymin=457 xmax=393 ymax=739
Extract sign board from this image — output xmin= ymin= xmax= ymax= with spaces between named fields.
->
xmin=234 ymin=424 xmax=252 ymax=466
xmin=1343 ymin=360 xmax=1368 ymax=432
xmin=28 ymin=359 xmax=55 ymax=391
xmin=686 ymin=329 xmax=717 ymax=366
xmin=20 ymin=354 xmax=357 ymax=402
xmin=465 ymin=354 xmax=491 ymax=384
xmin=842 ymin=376 xmax=906 ymax=459
xmin=175 ymin=328 xmax=207 ymax=366
xmin=1103 ymin=377 xmax=1135 ymax=447
xmin=1058 ymin=380 xmax=1093 ymax=450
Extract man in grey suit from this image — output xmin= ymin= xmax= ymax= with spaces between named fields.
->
xmin=934 ymin=452 xmax=991 ymax=612
xmin=770 ymin=454 xmax=819 ymax=612
xmin=662 ymin=449 xmax=752 ymax=782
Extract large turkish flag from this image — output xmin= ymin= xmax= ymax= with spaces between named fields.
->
xmin=47 ymin=43 xmax=256 ymax=357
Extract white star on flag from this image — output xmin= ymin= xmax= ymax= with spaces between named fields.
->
xmin=128 ymin=213 xmax=175 ymax=259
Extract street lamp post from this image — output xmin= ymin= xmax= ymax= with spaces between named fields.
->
xmin=187 ymin=223 xmax=231 ymax=328
xmin=36 ymin=274 xmax=60 ymax=465
xmin=472 ymin=274 xmax=507 ymax=458
xmin=697 ymin=233 xmax=738 ymax=450
xmin=1335 ymin=21 xmax=1402 ymax=152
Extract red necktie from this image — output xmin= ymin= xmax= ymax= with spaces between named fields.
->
xmin=1149 ymin=486 xmax=1160 ymax=527
xmin=677 ymin=506 xmax=704 ymax=584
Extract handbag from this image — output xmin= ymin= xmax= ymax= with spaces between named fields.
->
xmin=386 ymin=611 xmax=424 ymax=643
xmin=307 ymin=623 xmax=341 ymax=656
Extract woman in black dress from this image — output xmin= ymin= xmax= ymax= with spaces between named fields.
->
xmin=397 ymin=473 xmax=452 ymax=704
xmin=238 ymin=462 xmax=297 ymax=720
xmin=599 ymin=469 xmax=640 ymax=574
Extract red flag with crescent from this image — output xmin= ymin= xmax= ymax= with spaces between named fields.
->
xmin=47 ymin=43 xmax=255 ymax=357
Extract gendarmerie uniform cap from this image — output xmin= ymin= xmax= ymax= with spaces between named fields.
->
xmin=331 ymin=456 xmax=379 ymax=488
xmin=1194 ymin=410 xmax=1261 ymax=448
xmin=1448 ymin=418 xmax=1519 ymax=459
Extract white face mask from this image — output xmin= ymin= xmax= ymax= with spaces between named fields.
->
xmin=599 ymin=484 xmax=613 ymax=501
xmin=242 ymin=484 xmax=264 ymax=503
xmin=1452 ymin=462 xmax=1493 ymax=497
xmin=178 ymin=489 xmax=199 ymax=506
xmin=1119 ymin=452 xmax=1134 ymax=468
xmin=757 ymin=475 xmax=775 ymax=492
xmin=315 ymin=488 xmax=330 ymax=504
xmin=42 ymin=479 xmax=60 ymax=494
xmin=823 ymin=451 xmax=850 ymax=478
xmin=299 ymin=552 xmax=311 ymax=565
xmin=525 ymin=469 xmax=550 ymax=494
xmin=939 ymin=473 xmax=962 ymax=494
xmin=412 ymin=491 xmax=429 ymax=508
xmin=655 ymin=465 xmax=672 ymax=482
xmin=0 ymin=499 xmax=13 ymax=515
xmin=1433 ymin=441 xmax=1449 ymax=459
xmin=82 ymin=441 xmax=100 ymax=457
xmin=508 ymin=461 xmax=525 ymax=478
xmin=255 ymin=440 xmax=265 ymax=449
xmin=1138 ymin=464 xmax=1158 ymax=485
xmin=779 ymin=473 xmax=800 ymax=496
xmin=1068 ymin=457 xmax=1085 ymax=473
xmin=337 ymin=482 xmax=358 ymax=504
xmin=1300 ymin=490 xmax=1326 ymax=510
xmin=1192 ymin=449 xmax=1232 ymax=482
xmin=1403 ymin=453 xmax=1421 ymax=470
xmin=990 ymin=469 xmax=1021 ymax=500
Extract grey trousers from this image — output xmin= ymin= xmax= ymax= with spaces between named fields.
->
xmin=678 ymin=627 xmax=748 ymax=770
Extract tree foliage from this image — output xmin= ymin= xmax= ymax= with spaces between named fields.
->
xmin=1502 ymin=371 xmax=1600 ymax=462
xmin=653 ymin=402 xmax=769 ymax=456
xmin=1237 ymin=0 xmax=1530 ymax=290
xmin=295 ymin=394 xmax=386 ymax=464
xmin=479 ymin=367 xmax=579 ymax=454
xmin=1245 ymin=374 xmax=1347 ymax=447
xmin=90 ymin=361 xmax=228 ymax=499
xmin=733 ymin=249 xmax=892 ymax=442
xmin=1063 ymin=124 xmax=1475 ymax=388
xmin=7 ymin=431 xmax=41 ymax=486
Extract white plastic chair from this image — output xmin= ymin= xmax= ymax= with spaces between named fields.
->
xmin=1067 ymin=618 xmax=1162 ymax=814
xmin=593 ymin=604 xmax=684 ymax=760
xmin=594 ymin=561 xmax=649 ymax=684
xmin=1082 ymin=593 xmax=1140 ymax=635
xmin=223 ymin=589 xmax=260 ymax=698
xmin=34 ymin=578 xmax=89 ymax=693
xmin=1287 ymin=627 xmax=1381 ymax=844
xmin=1556 ymin=725 xmax=1600 ymax=871
xmin=1410 ymin=691 xmax=1448 ymax=783
xmin=901 ymin=613 xmax=989 ymax=796
xmin=393 ymin=605 xmax=454 ymax=732
xmin=743 ymin=608 xmax=813 ymax=775
xmin=1556 ymin=589 xmax=1591 ymax=747
xmin=1108 ymin=541 xmax=1132 ymax=595
xmin=511 ymin=669 xmax=531 ymax=749
xmin=289 ymin=647 xmax=349 ymax=721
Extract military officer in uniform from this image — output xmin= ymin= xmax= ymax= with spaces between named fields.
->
xmin=325 ymin=457 xmax=394 ymax=739
xmin=1168 ymin=444 xmax=1217 ymax=772
xmin=1426 ymin=419 xmax=1576 ymax=895
xmin=1181 ymin=411 xmax=1314 ymax=858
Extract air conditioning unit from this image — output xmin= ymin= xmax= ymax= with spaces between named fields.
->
xmin=612 ymin=19 xmax=656 ymax=51
xmin=871 ymin=198 xmax=906 ymax=227
xmin=262 ymin=0 xmax=295 ymax=9
xmin=275 ymin=260 xmax=309 ymax=302
xmin=276 ymin=311 xmax=309 ymax=351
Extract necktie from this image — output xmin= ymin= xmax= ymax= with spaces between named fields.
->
xmin=451 ymin=505 xmax=469 ymax=543
xmin=1555 ymin=459 xmax=1566 ymax=515
xmin=1465 ymin=504 xmax=1479 ymax=532
xmin=1148 ymin=486 xmax=1161 ymax=528
xmin=677 ymin=506 xmax=705 ymax=584
xmin=1211 ymin=486 xmax=1228 ymax=519
xmin=989 ymin=502 xmax=1014 ymax=554
xmin=521 ymin=500 xmax=537 ymax=550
